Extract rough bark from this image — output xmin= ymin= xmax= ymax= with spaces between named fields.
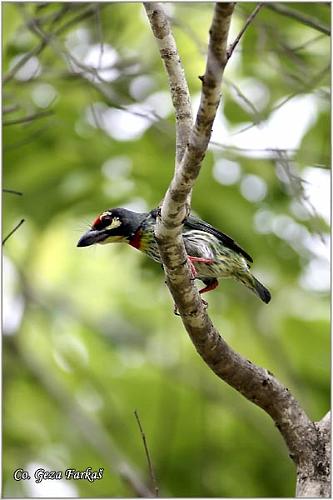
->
xmin=145 ymin=2 xmax=331 ymax=497
xmin=296 ymin=411 xmax=331 ymax=497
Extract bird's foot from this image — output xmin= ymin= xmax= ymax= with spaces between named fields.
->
xmin=187 ymin=258 xmax=197 ymax=279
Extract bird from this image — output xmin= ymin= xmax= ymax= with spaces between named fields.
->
xmin=77 ymin=207 xmax=271 ymax=304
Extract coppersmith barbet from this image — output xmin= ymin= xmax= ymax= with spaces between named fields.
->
xmin=77 ymin=207 xmax=271 ymax=303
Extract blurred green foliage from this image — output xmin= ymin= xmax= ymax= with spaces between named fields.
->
xmin=3 ymin=2 xmax=330 ymax=497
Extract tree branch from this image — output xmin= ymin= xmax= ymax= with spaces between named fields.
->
xmin=296 ymin=411 xmax=331 ymax=497
xmin=3 ymin=189 xmax=23 ymax=195
xmin=3 ymin=110 xmax=54 ymax=127
xmin=265 ymin=3 xmax=330 ymax=36
xmin=227 ymin=3 xmax=263 ymax=61
xmin=134 ymin=410 xmax=159 ymax=497
xmin=3 ymin=4 xmax=102 ymax=84
xmin=153 ymin=2 xmax=235 ymax=305
xmin=2 ymin=219 xmax=25 ymax=246
xmin=146 ymin=3 xmax=330 ymax=497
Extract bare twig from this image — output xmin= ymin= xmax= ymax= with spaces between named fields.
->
xmin=2 ymin=219 xmax=25 ymax=246
xmin=231 ymin=62 xmax=330 ymax=137
xmin=291 ymin=34 xmax=325 ymax=52
xmin=134 ymin=410 xmax=159 ymax=497
xmin=266 ymin=3 xmax=330 ymax=36
xmin=95 ymin=4 xmax=104 ymax=70
xmin=227 ymin=3 xmax=263 ymax=61
xmin=3 ymin=189 xmax=23 ymax=196
xmin=3 ymin=43 xmax=46 ymax=84
xmin=3 ymin=110 xmax=54 ymax=127
xmin=4 ymin=125 xmax=54 ymax=151
xmin=274 ymin=149 xmax=327 ymax=243
xmin=224 ymin=78 xmax=261 ymax=122
xmin=20 ymin=11 xmax=166 ymax=130
xmin=3 ymin=4 xmax=102 ymax=84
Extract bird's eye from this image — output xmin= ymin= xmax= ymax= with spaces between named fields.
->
xmin=92 ymin=212 xmax=112 ymax=230
xmin=91 ymin=212 xmax=122 ymax=231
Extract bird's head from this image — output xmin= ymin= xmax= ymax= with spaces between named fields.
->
xmin=77 ymin=207 xmax=144 ymax=247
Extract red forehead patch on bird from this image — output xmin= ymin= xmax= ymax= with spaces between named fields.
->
xmin=92 ymin=215 xmax=103 ymax=228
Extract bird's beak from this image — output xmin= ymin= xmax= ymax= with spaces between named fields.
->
xmin=77 ymin=229 xmax=108 ymax=247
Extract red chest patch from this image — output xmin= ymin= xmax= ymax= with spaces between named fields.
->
xmin=129 ymin=228 xmax=142 ymax=249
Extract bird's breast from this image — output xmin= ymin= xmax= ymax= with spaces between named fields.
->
xmin=129 ymin=228 xmax=143 ymax=249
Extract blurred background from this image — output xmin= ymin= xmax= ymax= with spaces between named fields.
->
xmin=3 ymin=2 xmax=330 ymax=497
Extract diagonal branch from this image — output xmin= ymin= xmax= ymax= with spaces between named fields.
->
xmin=3 ymin=4 xmax=103 ymax=84
xmin=134 ymin=410 xmax=159 ymax=497
xmin=3 ymin=110 xmax=54 ymax=127
xmin=266 ymin=3 xmax=330 ymax=36
xmin=145 ymin=3 xmax=330 ymax=497
xmin=2 ymin=219 xmax=25 ymax=246
xmin=3 ymin=189 xmax=23 ymax=195
xmin=227 ymin=2 xmax=263 ymax=61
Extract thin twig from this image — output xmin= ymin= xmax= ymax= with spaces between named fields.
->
xmin=227 ymin=3 xmax=263 ymax=61
xmin=95 ymin=4 xmax=104 ymax=70
xmin=3 ymin=110 xmax=54 ymax=126
xmin=2 ymin=219 xmax=25 ymax=246
xmin=134 ymin=410 xmax=159 ymax=497
xmin=4 ymin=124 xmax=54 ymax=151
xmin=230 ymin=62 xmax=329 ymax=137
xmin=3 ymin=4 xmax=101 ymax=84
xmin=3 ymin=189 xmax=23 ymax=196
xmin=290 ymin=34 xmax=325 ymax=52
xmin=224 ymin=78 xmax=261 ymax=123
xmin=3 ymin=43 xmax=46 ymax=84
xmin=266 ymin=3 xmax=330 ymax=36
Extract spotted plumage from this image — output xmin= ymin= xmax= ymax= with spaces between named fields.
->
xmin=77 ymin=207 xmax=271 ymax=303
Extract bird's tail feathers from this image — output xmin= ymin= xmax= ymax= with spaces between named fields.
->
xmin=238 ymin=272 xmax=271 ymax=303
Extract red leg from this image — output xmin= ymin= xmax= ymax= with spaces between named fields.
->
xmin=187 ymin=256 xmax=215 ymax=279
xmin=199 ymin=278 xmax=219 ymax=295
xmin=188 ymin=256 xmax=214 ymax=264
